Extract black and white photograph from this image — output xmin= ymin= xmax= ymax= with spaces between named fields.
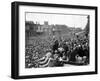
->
xmin=11 ymin=1 xmax=97 ymax=79
xmin=25 ymin=13 xmax=90 ymax=68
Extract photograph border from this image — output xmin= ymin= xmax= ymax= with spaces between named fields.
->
xmin=11 ymin=1 xmax=98 ymax=79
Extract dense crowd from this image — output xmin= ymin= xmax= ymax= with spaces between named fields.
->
xmin=25 ymin=34 xmax=89 ymax=68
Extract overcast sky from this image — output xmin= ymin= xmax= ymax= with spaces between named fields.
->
xmin=26 ymin=12 xmax=88 ymax=29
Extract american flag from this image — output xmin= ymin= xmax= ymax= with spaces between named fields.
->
xmin=37 ymin=52 xmax=52 ymax=68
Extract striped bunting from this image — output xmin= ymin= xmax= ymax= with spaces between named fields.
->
xmin=37 ymin=56 xmax=51 ymax=68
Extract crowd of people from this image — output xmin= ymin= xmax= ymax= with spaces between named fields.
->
xmin=25 ymin=34 xmax=89 ymax=68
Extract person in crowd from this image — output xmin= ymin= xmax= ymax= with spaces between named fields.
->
xmin=58 ymin=47 xmax=64 ymax=57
